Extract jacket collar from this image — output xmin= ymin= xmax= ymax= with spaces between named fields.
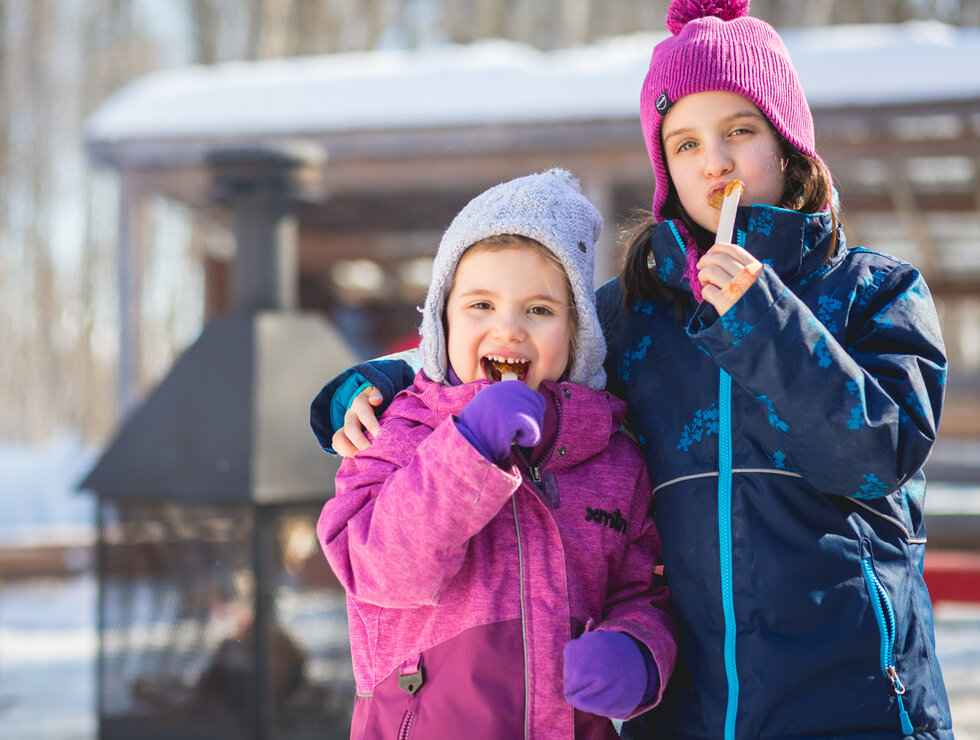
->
xmin=651 ymin=205 xmax=842 ymax=295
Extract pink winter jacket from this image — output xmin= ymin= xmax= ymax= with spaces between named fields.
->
xmin=318 ymin=373 xmax=677 ymax=739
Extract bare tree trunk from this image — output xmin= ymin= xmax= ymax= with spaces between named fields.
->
xmin=19 ymin=0 xmax=57 ymax=441
xmin=473 ymin=0 xmax=505 ymax=40
xmin=962 ymin=0 xmax=980 ymax=24
xmin=74 ymin=0 xmax=158 ymax=439
xmin=0 ymin=1 xmax=7 ymax=208
xmin=442 ymin=0 xmax=472 ymax=44
xmin=292 ymin=0 xmax=331 ymax=55
xmin=800 ymin=0 xmax=836 ymax=26
xmin=562 ymin=0 xmax=590 ymax=46
xmin=0 ymin=1 xmax=14 ymax=439
xmin=192 ymin=0 xmax=222 ymax=63
xmin=259 ymin=0 xmax=295 ymax=58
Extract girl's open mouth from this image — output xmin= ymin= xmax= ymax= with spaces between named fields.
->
xmin=483 ymin=355 xmax=530 ymax=382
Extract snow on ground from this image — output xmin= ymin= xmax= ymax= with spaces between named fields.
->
xmin=0 ymin=574 xmax=977 ymax=739
xmin=935 ymin=602 xmax=980 ymax=738
xmin=0 ymin=434 xmax=96 ymax=547
xmin=0 ymin=576 xmax=96 ymax=740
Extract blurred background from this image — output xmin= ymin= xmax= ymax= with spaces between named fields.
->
xmin=1 ymin=0 xmax=978 ymax=738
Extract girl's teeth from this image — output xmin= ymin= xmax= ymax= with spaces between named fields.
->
xmin=484 ymin=355 xmax=528 ymax=382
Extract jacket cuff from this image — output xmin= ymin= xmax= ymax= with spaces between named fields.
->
xmin=309 ymin=358 xmax=419 ymax=453
xmin=686 ymin=265 xmax=789 ymax=352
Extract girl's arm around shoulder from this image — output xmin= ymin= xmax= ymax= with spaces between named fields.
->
xmin=594 ymin=448 xmax=677 ymax=712
xmin=318 ymin=408 xmax=522 ymax=609
xmin=309 ymin=350 xmax=421 ymax=453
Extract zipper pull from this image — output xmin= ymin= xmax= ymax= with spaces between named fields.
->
xmin=530 ymin=465 xmax=541 ymax=484
xmin=398 ymin=654 xmax=424 ymax=695
xmin=886 ymin=666 xmax=914 ymax=736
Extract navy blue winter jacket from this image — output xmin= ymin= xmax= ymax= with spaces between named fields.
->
xmin=608 ymin=205 xmax=951 ymax=740
xmin=311 ymin=204 xmax=953 ymax=739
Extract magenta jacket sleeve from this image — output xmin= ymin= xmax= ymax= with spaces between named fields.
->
xmin=317 ymin=413 xmax=522 ymax=609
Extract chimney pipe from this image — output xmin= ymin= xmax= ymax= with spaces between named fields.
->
xmin=206 ymin=142 xmax=326 ymax=313
xmin=232 ymin=201 xmax=297 ymax=312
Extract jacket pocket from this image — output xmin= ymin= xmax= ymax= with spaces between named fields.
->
xmin=860 ymin=538 xmax=915 ymax=737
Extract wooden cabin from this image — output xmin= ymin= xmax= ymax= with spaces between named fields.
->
xmin=85 ymin=24 xmax=980 ymax=442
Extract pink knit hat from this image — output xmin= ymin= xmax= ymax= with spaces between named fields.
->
xmin=640 ymin=0 xmax=824 ymax=222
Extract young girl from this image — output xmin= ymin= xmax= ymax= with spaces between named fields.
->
xmin=319 ymin=2 xmax=954 ymax=738
xmin=312 ymin=169 xmax=677 ymax=739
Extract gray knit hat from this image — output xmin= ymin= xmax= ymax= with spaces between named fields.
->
xmin=419 ymin=168 xmax=606 ymax=390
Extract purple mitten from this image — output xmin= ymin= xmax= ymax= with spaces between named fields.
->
xmin=456 ymin=381 xmax=544 ymax=463
xmin=563 ymin=630 xmax=659 ymax=719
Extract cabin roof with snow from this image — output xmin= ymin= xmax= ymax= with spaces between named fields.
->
xmin=84 ymin=22 xmax=980 ymax=435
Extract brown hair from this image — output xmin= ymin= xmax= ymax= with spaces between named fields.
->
xmin=448 ymin=234 xmax=580 ymax=364
xmin=619 ymin=141 xmax=840 ymax=310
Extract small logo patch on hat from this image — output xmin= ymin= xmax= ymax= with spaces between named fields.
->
xmin=655 ymin=91 xmax=673 ymax=115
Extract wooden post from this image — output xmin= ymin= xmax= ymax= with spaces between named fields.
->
xmin=117 ymin=181 xmax=145 ymax=419
xmin=582 ymin=174 xmax=619 ymax=286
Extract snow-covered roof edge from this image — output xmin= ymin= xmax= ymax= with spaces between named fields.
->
xmin=85 ymin=21 xmax=980 ymax=144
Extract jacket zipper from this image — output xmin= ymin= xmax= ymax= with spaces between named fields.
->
xmin=512 ymin=496 xmax=531 ymax=739
xmin=397 ymin=709 xmax=415 ymax=740
xmin=861 ymin=554 xmax=915 ymax=736
xmin=515 ymin=451 xmax=542 ymax=487
xmin=512 ymin=388 xmax=570 ymax=737
xmin=514 ymin=386 xmax=564 ymax=507
xmin=716 ymin=231 xmax=745 ymax=739
xmin=717 ymin=370 xmax=739 ymax=740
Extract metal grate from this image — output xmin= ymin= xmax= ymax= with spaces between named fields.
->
xmin=97 ymin=499 xmax=353 ymax=739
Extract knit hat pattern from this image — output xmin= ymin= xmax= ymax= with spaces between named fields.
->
xmin=640 ymin=0 xmax=824 ymax=222
xmin=419 ymin=168 xmax=607 ymax=390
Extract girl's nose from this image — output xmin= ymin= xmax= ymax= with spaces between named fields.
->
xmin=703 ymin=142 xmax=734 ymax=179
xmin=492 ymin=311 xmax=526 ymax=342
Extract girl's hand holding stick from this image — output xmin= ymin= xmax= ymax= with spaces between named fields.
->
xmin=697 ymin=180 xmax=762 ymax=315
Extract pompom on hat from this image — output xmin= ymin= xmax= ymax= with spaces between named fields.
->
xmin=641 ymin=0 xmax=826 ymax=222
xmin=419 ymin=168 xmax=606 ymax=390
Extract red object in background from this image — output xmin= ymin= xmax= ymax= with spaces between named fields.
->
xmin=384 ymin=333 xmax=420 ymax=354
xmin=923 ymin=550 xmax=980 ymax=604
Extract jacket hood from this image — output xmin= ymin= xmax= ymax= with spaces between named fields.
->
xmin=651 ymin=205 xmax=841 ymax=295
xmin=389 ymin=371 xmax=628 ymax=468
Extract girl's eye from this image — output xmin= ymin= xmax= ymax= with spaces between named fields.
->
xmin=470 ymin=301 xmax=492 ymax=310
xmin=728 ymin=126 xmax=752 ymax=138
xmin=529 ymin=305 xmax=554 ymax=316
xmin=676 ymin=140 xmax=697 ymax=153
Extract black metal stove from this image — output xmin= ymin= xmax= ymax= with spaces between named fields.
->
xmin=82 ymin=144 xmax=358 ymax=739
